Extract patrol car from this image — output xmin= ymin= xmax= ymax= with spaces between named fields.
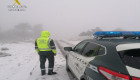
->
xmin=64 ymin=31 xmax=140 ymax=80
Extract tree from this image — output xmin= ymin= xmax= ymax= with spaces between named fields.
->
xmin=0 ymin=26 xmax=2 ymax=40
xmin=32 ymin=24 xmax=43 ymax=39
xmin=113 ymin=28 xmax=125 ymax=31
xmin=79 ymin=27 xmax=102 ymax=37
xmin=14 ymin=23 xmax=32 ymax=41
xmin=14 ymin=23 xmax=32 ymax=31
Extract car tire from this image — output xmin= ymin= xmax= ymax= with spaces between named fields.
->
xmin=66 ymin=57 xmax=70 ymax=71
xmin=80 ymin=75 xmax=88 ymax=80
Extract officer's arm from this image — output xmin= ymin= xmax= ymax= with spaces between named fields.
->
xmin=50 ymin=40 xmax=57 ymax=54
xmin=35 ymin=40 xmax=39 ymax=53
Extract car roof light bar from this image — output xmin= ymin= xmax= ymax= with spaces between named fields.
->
xmin=94 ymin=31 xmax=140 ymax=37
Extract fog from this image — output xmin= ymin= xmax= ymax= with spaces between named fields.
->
xmin=0 ymin=0 xmax=140 ymax=41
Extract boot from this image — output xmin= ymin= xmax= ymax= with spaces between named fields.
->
xmin=41 ymin=70 xmax=46 ymax=76
xmin=48 ymin=70 xmax=57 ymax=75
xmin=48 ymin=72 xmax=57 ymax=75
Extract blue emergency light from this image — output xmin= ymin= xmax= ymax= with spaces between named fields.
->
xmin=94 ymin=31 xmax=140 ymax=37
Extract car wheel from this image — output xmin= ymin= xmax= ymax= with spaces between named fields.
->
xmin=66 ymin=57 xmax=70 ymax=71
xmin=80 ymin=75 xmax=88 ymax=80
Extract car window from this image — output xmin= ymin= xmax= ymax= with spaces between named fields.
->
xmin=119 ymin=49 xmax=140 ymax=69
xmin=73 ymin=41 xmax=88 ymax=54
xmin=98 ymin=46 xmax=105 ymax=55
xmin=82 ymin=43 xmax=100 ymax=57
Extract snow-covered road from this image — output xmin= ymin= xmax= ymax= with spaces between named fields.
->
xmin=0 ymin=42 xmax=70 ymax=80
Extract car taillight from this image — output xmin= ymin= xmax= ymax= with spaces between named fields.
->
xmin=132 ymin=77 xmax=140 ymax=80
xmin=98 ymin=66 xmax=130 ymax=80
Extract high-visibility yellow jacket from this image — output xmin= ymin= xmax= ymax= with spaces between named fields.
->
xmin=35 ymin=31 xmax=56 ymax=54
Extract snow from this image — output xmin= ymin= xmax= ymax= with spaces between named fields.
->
xmin=0 ymin=42 xmax=70 ymax=80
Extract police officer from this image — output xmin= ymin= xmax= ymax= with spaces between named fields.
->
xmin=35 ymin=31 xmax=57 ymax=76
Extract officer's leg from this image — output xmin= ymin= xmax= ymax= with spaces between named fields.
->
xmin=47 ymin=53 xmax=56 ymax=75
xmin=39 ymin=55 xmax=47 ymax=75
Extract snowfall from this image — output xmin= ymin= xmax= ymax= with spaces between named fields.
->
xmin=0 ymin=40 xmax=80 ymax=80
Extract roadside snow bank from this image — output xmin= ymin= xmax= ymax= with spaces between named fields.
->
xmin=0 ymin=42 xmax=39 ymax=80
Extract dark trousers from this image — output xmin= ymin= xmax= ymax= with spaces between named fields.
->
xmin=39 ymin=51 xmax=54 ymax=74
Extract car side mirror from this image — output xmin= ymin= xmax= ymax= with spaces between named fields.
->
xmin=64 ymin=47 xmax=73 ymax=51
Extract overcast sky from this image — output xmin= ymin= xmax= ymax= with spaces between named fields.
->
xmin=0 ymin=0 xmax=140 ymax=39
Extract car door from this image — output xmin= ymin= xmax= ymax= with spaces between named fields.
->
xmin=76 ymin=42 xmax=101 ymax=79
xmin=68 ymin=41 xmax=88 ymax=78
